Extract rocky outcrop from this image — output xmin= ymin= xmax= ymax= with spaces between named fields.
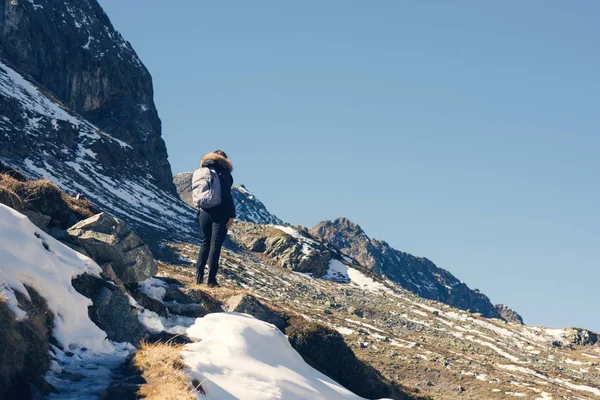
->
xmin=495 ymin=304 xmax=524 ymax=325
xmin=230 ymin=222 xmax=334 ymax=277
xmin=0 ymin=0 xmax=174 ymax=193
xmin=173 ymin=172 xmax=194 ymax=207
xmin=72 ymin=273 xmax=146 ymax=344
xmin=0 ymin=286 xmax=54 ymax=399
xmin=64 ymin=213 xmax=157 ymax=284
xmin=174 ymin=172 xmax=283 ymax=225
xmin=310 ymin=217 xmax=503 ymax=319
xmin=565 ymin=328 xmax=598 ymax=346
xmin=225 ymin=294 xmax=285 ymax=331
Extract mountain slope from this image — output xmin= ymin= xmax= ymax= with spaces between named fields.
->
xmin=174 ymin=171 xmax=283 ymax=225
xmin=310 ymin=217 xmax=504 ymax=319
xmin=0 ymin=60 xmax=196 ymax=243
xmin=164 ymin=229 xmax=600 ymax=400
xmin=0 ymin=0 xmax=175 ymax=193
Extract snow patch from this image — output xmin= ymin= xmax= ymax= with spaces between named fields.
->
xmin=324 ymin=259 xmax=391 ymax=293
xmin=183 ymin=313 xmax=385 ymax=399
xmin=138 ymin=277 xmax=168 ymax=302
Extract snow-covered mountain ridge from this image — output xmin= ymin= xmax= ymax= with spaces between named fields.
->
xmin=0 ymin=60 xmax=196 ymax=244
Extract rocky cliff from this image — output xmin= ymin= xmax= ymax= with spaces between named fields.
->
xmin=0 ymin=0 xmax=196 ymax=243
xmin=0 ymin=0 xmax=174 ymax=193
xmin=310 ymin=217 xmax=504 ymax=319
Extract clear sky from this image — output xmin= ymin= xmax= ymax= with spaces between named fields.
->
xmin=98 ymin=0 xmax=599 ymax=332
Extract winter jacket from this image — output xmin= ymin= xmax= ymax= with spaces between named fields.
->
xmin=198 ymin=152 xmax=236 ymax=222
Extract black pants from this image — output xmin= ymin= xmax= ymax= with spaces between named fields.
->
xmin=195 ymin=210 xmax=228 ymax=284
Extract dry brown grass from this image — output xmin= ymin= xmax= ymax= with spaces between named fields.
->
xmin=0 ymin=286 xmax=53 ymax=397
xmin=0 ymin=173 xmax=97 ymax=228
xmin=133 ymin=341 xmax=197 ymax=400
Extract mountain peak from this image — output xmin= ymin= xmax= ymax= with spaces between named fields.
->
xmin=311 ymin=216 xmax=504 ymax=319
xmin=313 ymin=217 xmax=367 ymax=238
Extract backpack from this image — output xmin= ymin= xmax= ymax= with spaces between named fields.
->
xmin=191 ymin=167 xmax=222 ymax=209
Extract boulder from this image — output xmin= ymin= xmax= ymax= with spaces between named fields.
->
xmin=129 ymin=291 xmax=168 ymax=318
xmin=72 ymin=274 xmax=146 ymax=344
xmin=224 ymin=294 xmax=285 ymax=331
xmin=65 ymin=213 xmax=157 ymax=284
xmin=566 ymin=328 xmax=598 ymax=346
xmin=230 ymin=223 xmax=333 ymax=277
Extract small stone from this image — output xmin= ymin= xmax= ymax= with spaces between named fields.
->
xmin=426 ymin=381 xmax=434 ymax=387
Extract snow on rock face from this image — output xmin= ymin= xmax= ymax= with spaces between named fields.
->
xmin=0 ymin=61 xmax=197 ymax=244
xmin=0 ymin=0 xmax=176 ymax=192
xmin=324 ymin=259 xmax=392 ymax=294
xmin=0 ymin=204 xmax=114 ymax=352
xmin=183 ymin=313 xmax=387 ymax=400
xmin=233 ymin=185 xmax=283 ymax=225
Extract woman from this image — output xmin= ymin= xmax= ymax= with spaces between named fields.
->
xmin=194 ymin=150 xmax=236 ymax=287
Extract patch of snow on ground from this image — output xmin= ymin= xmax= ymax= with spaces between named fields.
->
xmin=183 ymin=313 xmax=385 ymax=400
xmin=270 ymin=225 xmax=318 ymax=244
xmin=0 ymin=205 xmax=134 ymax=398
xmin=564 ymin=358 xmax=584 ymax=366
xmin=324 ymin=259 xmax=391 ymax=293
xmin=138 ymin=277 xmax=168 ymax=301
xmin=126 ymin=293 xmax=195 ymax=334
xmin=552 ymin=377 xmax=600 ymax=397
xmin=336 ymin=326 xmax=356 ymax=336
xmin=0 ymin=205 xmax=113 ymax=352
xmin=46 ymin=342 xmax=133 ymax=400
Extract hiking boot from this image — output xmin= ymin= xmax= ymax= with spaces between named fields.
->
xmin=207 ymin=280 xmax=220 ymax=288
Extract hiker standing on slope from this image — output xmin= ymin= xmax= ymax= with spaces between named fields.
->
xmin=192 ymin=150 xmax=236 ymax=287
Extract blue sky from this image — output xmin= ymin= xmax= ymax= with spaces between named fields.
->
xmin=98 ymin=1 xmax=599 ymax=332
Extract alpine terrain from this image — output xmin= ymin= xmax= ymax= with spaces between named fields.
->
xmin=0 ymin=1 xmax=599 ymax=400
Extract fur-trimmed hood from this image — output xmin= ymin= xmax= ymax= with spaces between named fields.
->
xmin=201 ymin=152 xmax=233 ymax=173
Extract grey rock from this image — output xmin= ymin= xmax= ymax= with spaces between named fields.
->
xmin=348 ymin=306 xmax=364 ymax=318
xmin=72 ymin=273 xmax=146 ymax=344
xmin=130 ymin=290 xmax=168 ymax=317
xmin=230 ymin=223 xmax=334 ymax=277
xmin=225 ymin=294 xmax=285 ymax=331
xmin=164 ymin=302 xmax=206 ymax=318
xmin=65 ymin=213 xmax=157 ymax=284
xmin=24 ymin=211 xmax=52 ymax=231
